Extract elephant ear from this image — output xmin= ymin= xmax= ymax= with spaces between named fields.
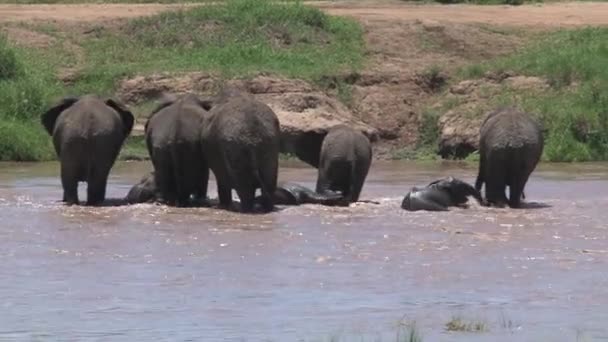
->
xmin=105 ymin=99 xmax=134 ymax=137
xmin=41 ymin=97 xmax=79 ymax=136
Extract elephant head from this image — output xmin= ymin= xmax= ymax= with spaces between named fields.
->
xmin=41 ymin=96 xmax=135 ymax=138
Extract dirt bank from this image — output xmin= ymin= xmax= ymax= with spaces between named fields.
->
xmin=1 ymin=2 xmax=607 ymax=159
xmin=1 ymin=2 xmax=608 ymax=26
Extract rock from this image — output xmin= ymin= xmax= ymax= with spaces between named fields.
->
xmin=503 ymin=76 xmax=548 ymax=90
xmin=117 ymin=73 xmax=378 ymax=163
xmin=450 ymin=80 xmax=478 ymax=95
xmin=438 ymin=109 xmax=483 ymax=159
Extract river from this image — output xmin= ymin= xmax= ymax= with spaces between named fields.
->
xmin=1 ymin=160 xmax=607 ymax=341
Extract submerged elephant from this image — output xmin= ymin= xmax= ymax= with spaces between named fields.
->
xmin=125 ymin=171 xmax=209 ymax=206
xmin=315 ymin=125 xmax=372 ymax=204
xmin=401 ymin=177 xmax=483 ymax=211
xmin=263 ymin=182 xmax=344 ymax=206
xmin=41 ymin=95 xmax=134 ymax=205
xmin=126 ymin=172 xmax=156 ymax=204
xmin=475 ymin=107 xmax=544 ymax=208
xmin=145 ymin=93 xmax=211 ymax=207
xmin=201 ymin=87 xmax=280 ymax=213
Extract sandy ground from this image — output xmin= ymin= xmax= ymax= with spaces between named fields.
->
xmin=0 ymin=1 xmax=607 ymax=26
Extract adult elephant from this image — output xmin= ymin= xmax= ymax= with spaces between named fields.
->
xmin=475 ymin=107 xmax=544 ymax=208
xmin=145 ymin=93 xmax=211 ymax=207
xmin=402 ymin=177 xmax=483 ymax=211
xmin=201 ymin=87 xmax=280 ymax=213
xmin=41 ymin=95 xmax=134 ymax=205
xmin=315 ymin=125 xmax=372 ymax=203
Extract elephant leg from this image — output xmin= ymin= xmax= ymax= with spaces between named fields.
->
xmin=236 ymin=186 xmax=256 ymax=213
xmin=350 ymin=161 xmax=370 ymax=203
xmin=258 ymin=192 xmax=274 ymax=212
xmin=475 ymin=152 xmax=485 ymax=193
xmin=216 ymin=176 xmax=233 ymax=209
xmin=86 ymin=176 xmax=108 ymax=206
xmin=155 ymin=162 xmax=176 ymax=206
xmin=508 ymin=171 xmax=530 ymax=208
xmin=256 ymin=156 xmax=277 ymax=213
xmin=61 ymin=162 xmax=79 ymax=205
xmin=315 ymin=167 xmax=330 ymax=195
xmin=485 ymin=177 xmax=508 ymax=208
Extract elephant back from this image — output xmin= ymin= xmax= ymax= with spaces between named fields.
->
xmin=480 ymin=107 xmax=543 ymax=151
xmin=57 ymin=96 xmax=127 ymax=140
xmin=208 ymin=96 xmax=280 ymax=146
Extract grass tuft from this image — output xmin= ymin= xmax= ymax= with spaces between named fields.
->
xmin=445 ymin=317 xmax=487 ymax=332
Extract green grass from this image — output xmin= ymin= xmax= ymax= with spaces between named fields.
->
xmin=0 ymin=0 xmax=365 ymax=161
xmin=445 ymin=317 xmax=487 ymax=332
xmin=69 ymin=0 xmax=364 ymax=94
xmin=458 ymin=27 xmax=608 ymax=162
xmin=0 ymin=34 xmax=58 ymax=161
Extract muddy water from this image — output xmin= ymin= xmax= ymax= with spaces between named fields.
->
xmin=1 ymin=161 xmax=608 ymax=341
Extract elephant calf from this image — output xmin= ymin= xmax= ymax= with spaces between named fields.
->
xmin=41 ymin=95 xmax=134 ymax=205
xmin=475 ymin=107 xmax=544 ymax=208
xmin=260 ymin=182 xmax=344 ymax=206
xmin=402 ymin=177 xmax=483 ymax=211
xmin=126 ymin=172 xmax=156 ymax=204
xmin=316 ymin=125 xmax=372 ymax=204
xmin=201 ymin=87 xmax=280 ymax=213
xmin=145 ymin=93 xmax=211 ymax=207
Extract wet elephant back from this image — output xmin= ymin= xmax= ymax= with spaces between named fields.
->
xmin=480 ymin=109 xmax=542 ymax=150
xmin=211 ymin=98 xmax=279 ymax=145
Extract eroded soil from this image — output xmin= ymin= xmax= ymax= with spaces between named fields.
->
xmin=1 ymin=1 xmax=607 ymax=157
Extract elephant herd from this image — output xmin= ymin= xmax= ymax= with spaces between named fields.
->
xmin=40 ymin=87 xmax=544 ymax=213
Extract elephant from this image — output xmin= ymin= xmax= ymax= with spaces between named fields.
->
xmin=315 ymin=125 xmax=372 ymax=204
xmin=475 ymin=107 xmax=544 ymax=208
xmin=259 ymin=182 xmax=344 ymax=206
xmin=145 ymin=93 xmax=211 ymax=207
xmin=201 ymin=87 xmax=280 ymax=213
xmin=401 ymin=177 xmax=483 ymax=211
xmin=41 ymin=95 xmax=134 ymax=205
xmin=126 ymin=172 xmax=156 ymax=204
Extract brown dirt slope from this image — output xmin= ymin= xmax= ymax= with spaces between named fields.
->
xmin=1 ymin=2 xmax=607 ymax=158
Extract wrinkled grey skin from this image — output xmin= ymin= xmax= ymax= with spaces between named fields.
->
xmin=201 ymin=87 xmax=280 ymax=213
xmin=126 ymin=172 xmax=156 ymax=204
xmin=125 ymin=171 xmax=208 ymax=206
xmin=315 ymin=125 xmax=372 ymax=203
xmin=259 ymin=182 xmax=344 ymax=206
xmin=475 ymin=107 xmax=544 ymax=208
xmin=402 ymin=177 xmax=483 ymax=211
xmin=145 ymin=93 xmax=211 ymax=207
xmin=41 ymin=95 xmax=134 ymax=205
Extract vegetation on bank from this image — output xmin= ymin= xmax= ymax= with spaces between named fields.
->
xmin=0 ymin=35 xmax=57 ymax=161
xmin=419 ymin=27 xmax=608 ymax=162
xmin=72 ymin=0 xmax=363 ymax=94
xmin=0 ymin=0 xmax=364 ymax=161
